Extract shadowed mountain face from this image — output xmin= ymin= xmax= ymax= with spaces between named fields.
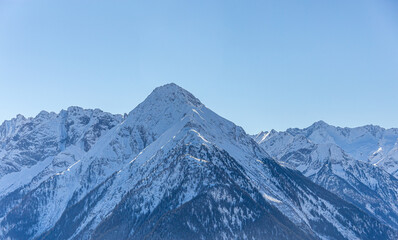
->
xmin=1 ymin=83 xmax=397 ymax=240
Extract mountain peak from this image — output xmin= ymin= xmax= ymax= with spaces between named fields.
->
xmin=123 ymin=84 xmax=204 ymax=139
xmin=126 ymin=83 xmax=203 ymax=123
xmin=147 ymin=83 xmax=202 ymax=108
xmin=310 ymin=120 xmax=330 ymax=129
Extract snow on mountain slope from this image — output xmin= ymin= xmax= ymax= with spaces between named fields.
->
xmin=0 ymin=107 xmax=123 ymax=238
xmin=254 ymin=128 xmax=398 ymax=230
xmin=0 ymin=107 xmax=122 ymax=176
xmin=0 ymin=84 xmax=397 ymax=240
xmin=38 ymin=113 xmax=315 ymax=240
xmin=285 ymin=121 xmax=398 ymax=177
xmin=0 ymin=107 xmax=123 ymax=201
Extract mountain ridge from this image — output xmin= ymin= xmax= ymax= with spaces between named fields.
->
xmin=253 ymin=124 xmax=398 ymax=230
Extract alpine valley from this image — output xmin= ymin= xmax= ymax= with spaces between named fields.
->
xmin=0 ymin=83 xmax=397 ymax=240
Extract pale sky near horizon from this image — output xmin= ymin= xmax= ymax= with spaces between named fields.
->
xmin=1 ymin=0 xmax=398 ymax=133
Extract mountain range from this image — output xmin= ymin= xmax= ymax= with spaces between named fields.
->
xmin=0 ymin=83 xmax=397 ymax=240
xmin=253 ymin=121 xmax=398 ymax=231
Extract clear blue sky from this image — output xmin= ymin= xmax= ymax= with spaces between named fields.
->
xmin=1 ymin=0 xmax=397 ymax=133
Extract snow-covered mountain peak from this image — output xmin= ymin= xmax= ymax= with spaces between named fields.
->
xmin=0 ymin=114 xmax=27 ymax=141
xmin=252 ymin=131 xmax=269 ymax=143
xmin=36 ymin=110 xmax=54 ymax=119
xmin=252 ymin=129 xmax=280 ymax=145
xmin=65 ymin=106 xmax=85 ymax=113
xmin=138 ymin=83 xmax=202 ymax=110
xmin=15 ymin=114 xmax=26 ymax=120
xmin=310 ymin=120 xmax=330 ymax=128
xmin=119 ymin=83 xmax=205 ymax=141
